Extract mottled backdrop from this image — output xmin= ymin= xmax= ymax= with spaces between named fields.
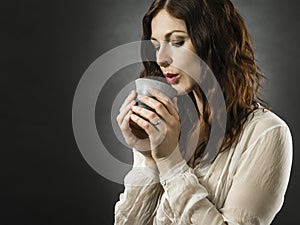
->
xmin=3 ymin=0 xmax=299 ymax=224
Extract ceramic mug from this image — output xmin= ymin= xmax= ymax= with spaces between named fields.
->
xmin=129 ymin=77 xmax=177 ymax=139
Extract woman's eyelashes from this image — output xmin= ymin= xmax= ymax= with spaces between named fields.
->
xmin=153 ymin=44 xmax=160 ymax=51
xmin=171 ymin=40 xmax=185 ymax=47
xmin=151 ymin=40 xmax=185 ymax=51
xmin=150 ymin=40 xmax=160 ymax=51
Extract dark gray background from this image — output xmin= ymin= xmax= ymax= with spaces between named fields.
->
xmin=3 ymin=0 xmax=299 ymax=224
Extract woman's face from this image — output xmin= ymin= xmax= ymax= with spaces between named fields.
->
xmin=151 ymin=9 xmax=199 ymax=95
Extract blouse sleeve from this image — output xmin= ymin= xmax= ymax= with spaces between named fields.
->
xmin=155 ymin=124 xmax=293 ymax=225
xmin=114 ymin=149 xmax=163 ymax=225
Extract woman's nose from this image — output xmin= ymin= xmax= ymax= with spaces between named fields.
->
xmin=156 ymin=43 xmax=172 ymax=67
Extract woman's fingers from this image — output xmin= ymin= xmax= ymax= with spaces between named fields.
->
xmin=120 ymin=109 xmax=132 ymax=130
xmin=148 ymin=88 xmax=178 ymax=117
xmin=173 ymin=96 xmax=178 ymax=112
xmin=131 ymin=106 xmax=159 ymax=124
xmin=117 ymin=100 xmax=136 ymax=126
xmin=117 ymin=90 xmax=136 ymax=126
xmin=119 ymin=110 xmax=136 ymax=139
xmin=119 ymin=90 xmax=136 ymax=113
xmin=137 ymin=88 xmax=179 ymax=121
xmin=129 ymin=89 xmax=181 ymax=160
xmin=130 ymin=111 xmax=168 ymax=152
xmin=130 ymin=113 xmax=162 ymax=135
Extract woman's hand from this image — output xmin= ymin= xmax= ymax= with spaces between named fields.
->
xmin=116 ymin=90 xmax=152 ymax=159
xmin=130 ymin=88 xmax=181 ymax=164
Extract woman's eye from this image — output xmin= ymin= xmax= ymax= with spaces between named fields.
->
xmin=151 ymin=43 xmax=160 ymax=51
xmin=154 ymin=45 xmax=160 ymax=51
xmin=172 ymin=40 xmax=185 ymax=47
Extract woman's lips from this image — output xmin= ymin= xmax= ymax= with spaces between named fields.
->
xmin=164 ymin=73 xmax=180 ymax=84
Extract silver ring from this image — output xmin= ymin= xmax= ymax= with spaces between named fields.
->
xmin=153 ymin=119 xmax=161 ymax=126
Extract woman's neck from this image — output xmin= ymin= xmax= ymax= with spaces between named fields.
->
xmin=192 ymin=88 xmax=203 ymax=118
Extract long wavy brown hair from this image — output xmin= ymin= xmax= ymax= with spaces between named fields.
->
xmin=140 ymin=0 xmax=267 ymax=167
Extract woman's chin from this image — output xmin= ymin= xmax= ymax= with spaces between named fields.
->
xmin=172 ymin=84 xmax=193 ymax=96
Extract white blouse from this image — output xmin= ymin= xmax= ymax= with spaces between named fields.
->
xmin=114 ymin=107 xmax=293 ymax=225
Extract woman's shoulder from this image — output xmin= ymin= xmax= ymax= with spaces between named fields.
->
xmin=246 ymin=105 xmax=290 ymax=133
xmin=239 ymin=105 xmax=292 ymax=149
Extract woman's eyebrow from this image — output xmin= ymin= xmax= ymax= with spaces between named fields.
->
xmin=151 ymin=30 xmax=187 ymax=41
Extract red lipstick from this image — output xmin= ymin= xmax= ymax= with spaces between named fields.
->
xmin=164 ymin=73 xmax=180 ymax=84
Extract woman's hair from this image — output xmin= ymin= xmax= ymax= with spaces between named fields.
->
xmin=140 ymin=0 xmax=266 ymax=167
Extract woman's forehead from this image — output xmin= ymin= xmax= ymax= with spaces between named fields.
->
xmin=151 ymin=9 xmax=187 ymax=39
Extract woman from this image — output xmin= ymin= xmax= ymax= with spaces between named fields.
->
xmin=115 ymin=0 xmax=293 ymax=224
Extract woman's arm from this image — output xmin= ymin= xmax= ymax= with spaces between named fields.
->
xmin=154 ymin=124 xmax=292 ymax=225
xmin=114 ymin=149 xmax=163 ymax=225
